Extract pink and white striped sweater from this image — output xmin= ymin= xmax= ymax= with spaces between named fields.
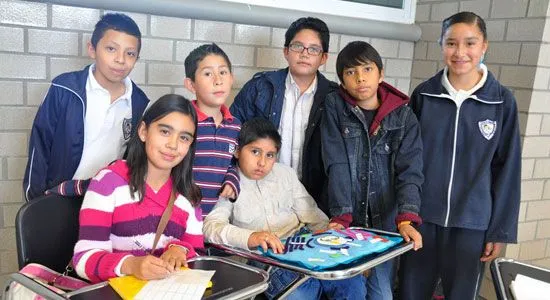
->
xmin=73 ymin=160 xmax=204 ymax=283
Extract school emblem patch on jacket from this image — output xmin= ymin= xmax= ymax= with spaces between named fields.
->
xmin=478 ymin=119 xmax=497 ymax=140
xmin=122 ymin=118 xmax=132 ymax=140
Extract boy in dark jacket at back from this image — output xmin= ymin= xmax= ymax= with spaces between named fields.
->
xmin=321 ymin=41 xmax=423 ymax=299
xmin=23 ymin=13 xmax=149 ymax=201
xmin=230 ymin=17 xmax=338 ymax=214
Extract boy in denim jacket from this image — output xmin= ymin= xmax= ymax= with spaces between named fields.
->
xmin=321 ymin=41 xmax=423 ymax=299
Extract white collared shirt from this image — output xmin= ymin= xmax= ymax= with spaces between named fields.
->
xmin=278 ymin=73 xmax=317 ymax=179
xmin=72 ymin=64 xmax=133 ymax=180
xmin=442 ymin=63 xmax=488 ymax=107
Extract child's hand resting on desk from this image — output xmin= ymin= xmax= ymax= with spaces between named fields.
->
xmin=398 ymin=222 xmax=422 ymax=251
xmin=160 ymin=245 xmax=189 ymax=271
xmin=248 ymin=231 xmax=285 ymax=254
xmin=121 ymin=255 xmax=173 ymax=280
xmin=328 ymin=222 xmax=345 ymax=230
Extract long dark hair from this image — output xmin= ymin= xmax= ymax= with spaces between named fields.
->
xmin=126 ymin=94 xmax=202 ymax=206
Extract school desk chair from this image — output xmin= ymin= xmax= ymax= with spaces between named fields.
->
xmin=491 ymin=257 xmax=550 ymax=300
xmin=15 ymin=193 xmax=83 ymax=273
xmin=2 ymin=194 xmax=85 ymax=300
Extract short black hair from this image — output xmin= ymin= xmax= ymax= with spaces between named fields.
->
xmin=439 ymin=11 xmax=487 ymax=45
xmin=184 ymin=43 xmax=232 ymax=81
xmin=336 ymin=41 xmax=383 ymax=83
xmin=91 ymin=13 xmax=142 ymax=53
xmin=238 ymin=118 xmax=282 ymax=152
xmin=284 ymin=17 xmax=330 ymax=53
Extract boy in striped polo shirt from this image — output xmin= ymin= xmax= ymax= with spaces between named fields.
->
xmin=184 ymin=43 xmax=241 ymax=217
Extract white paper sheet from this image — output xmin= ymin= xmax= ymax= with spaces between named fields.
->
xmin=135 ymin=269 xmax=215 ymax=300
xmin=510 ymin=273 xmax=550 ymax=300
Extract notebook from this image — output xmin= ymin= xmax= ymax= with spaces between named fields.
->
xmin=109 ymin=268 xmax=214 ymax=300
xmin=510 ymin=273 xmax=550 ymax=300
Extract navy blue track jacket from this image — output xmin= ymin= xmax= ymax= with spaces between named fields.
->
xmin=23 ymin=65 xmax=149 ymax=201
xmin=411 ymin=69 xmax=521 ymax=243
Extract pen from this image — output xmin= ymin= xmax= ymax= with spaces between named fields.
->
xmin=134 ymin=239 xmax=150 ymax=254
xmin=134 ymin=239 xmax=174 ymax=273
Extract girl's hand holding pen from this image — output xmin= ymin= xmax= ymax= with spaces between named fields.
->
xmin=122 ymin=239 xmax=182 ymax=279
xmin=121 ymin=255 xmax=174 ymax=280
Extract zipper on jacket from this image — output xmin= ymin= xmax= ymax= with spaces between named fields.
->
xmin=445 ymin=104 xmax=461 ymax=227
xmin=420 ymin=92 xmax=461 ymax=227
xmin=442 ymin=98 xmax=501 ymax=227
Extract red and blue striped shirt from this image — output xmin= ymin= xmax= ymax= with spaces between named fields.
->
xmin=192 ymin=101 xmax=241 ymax=217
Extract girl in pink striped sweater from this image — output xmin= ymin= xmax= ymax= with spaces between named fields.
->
xmin=73 ymin=94 xmax=204 ymax=283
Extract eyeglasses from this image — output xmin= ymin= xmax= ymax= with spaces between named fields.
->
xmin=288 ymin=43 xmax=323 ymax=56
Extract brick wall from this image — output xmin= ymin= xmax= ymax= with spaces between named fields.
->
xmin=412 ymin=0 xmax=550 ymax=298
xmin=0 ymin=0 xmax=415 ymax=285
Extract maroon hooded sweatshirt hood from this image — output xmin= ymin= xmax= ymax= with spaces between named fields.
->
xmin=338 ymin=81 xmax=410 ymax=136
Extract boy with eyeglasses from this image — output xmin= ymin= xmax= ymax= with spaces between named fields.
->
xmin=230 ymin=17 xmax=337 ymax=215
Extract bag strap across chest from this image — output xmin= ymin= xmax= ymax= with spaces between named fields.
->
xmin=151 ymin=190 xmax=177 ymax=253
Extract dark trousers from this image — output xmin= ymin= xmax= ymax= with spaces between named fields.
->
xmin=398 ymin=222 xmax=485 ymax=300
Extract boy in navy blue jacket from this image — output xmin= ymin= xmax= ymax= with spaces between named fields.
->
xmin=23 ymin=13 xmax=149 ymax=201
xmin=321 ymin=41 xmax=423 ymax=299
